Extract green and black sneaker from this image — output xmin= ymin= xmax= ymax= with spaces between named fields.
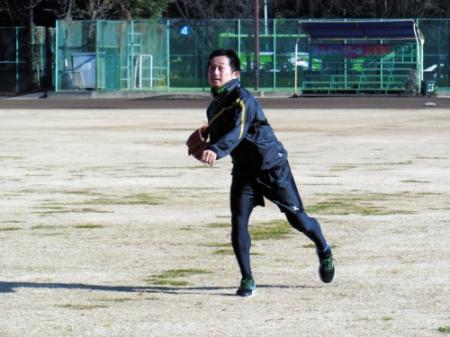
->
xmin=317 ymin=247 xmax=335 ymax=283
xmin=236 ymin=276 xmax=256 ymax=297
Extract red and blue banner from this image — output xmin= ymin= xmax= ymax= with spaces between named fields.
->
xmin=312 ymin=45 xmax=393 ymax=58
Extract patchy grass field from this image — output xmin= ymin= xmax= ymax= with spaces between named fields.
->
xmin=0 ymin=102 xmax=449 ymax=337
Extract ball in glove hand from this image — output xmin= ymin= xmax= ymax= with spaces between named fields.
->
xmin=186 ymin=125 xmax=209 ymax=161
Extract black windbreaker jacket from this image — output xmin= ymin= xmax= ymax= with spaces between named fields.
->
xmin=207 ymin=79 xmax=287 ymax=176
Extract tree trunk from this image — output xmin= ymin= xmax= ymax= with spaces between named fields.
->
xmin=65 ymin=0 xmax=73 ymax=19
xmin=26 ymin=0 xmax=35 ymax=91
xmin=308 ymin=0 xmax=315 ymax=17
xmin=43 ymin=27 xmax=53 ymax=89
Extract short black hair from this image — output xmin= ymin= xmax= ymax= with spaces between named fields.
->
xmin=208 ymin=49 xmax=241 ymax=72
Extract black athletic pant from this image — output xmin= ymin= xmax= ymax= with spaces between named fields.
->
xmin=230 ymin=163 xmax=328 ymax=279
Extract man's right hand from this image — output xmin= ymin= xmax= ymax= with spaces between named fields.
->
xmin=201 ymin=150 xmax=217 ymax=167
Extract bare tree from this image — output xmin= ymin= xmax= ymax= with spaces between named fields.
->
xmin=268 ymin=0 xmax=448 ymax=18
xmin=172 ymin=0 xmax=254 ymax=19
xmin=0 ymin=0 xmax=16 ymax=24
xmin=128 ymin=0 xmax=171 ymax=19
xmin=55 ymin=0 xmax=170 ymax=20
xmin=270 ymin=0 xmax=303 ymax=18
xmin=0 ymin=0 xmax=43 ymax=24
xmin=319 ymin=0 xmax=446 ymax=18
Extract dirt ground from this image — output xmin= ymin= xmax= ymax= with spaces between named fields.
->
xmin=0 ymin=97 xmax=449 ymax=337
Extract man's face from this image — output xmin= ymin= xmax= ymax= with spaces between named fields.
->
xmin=208 ymin=56 xmax=240 ymax=88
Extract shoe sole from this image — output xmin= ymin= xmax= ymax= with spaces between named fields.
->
xmin=318 ymin=268 xmax=335 ymax=283
xmin=236 ymin=289 xmax=256 ymax=297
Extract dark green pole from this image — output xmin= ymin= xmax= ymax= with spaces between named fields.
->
xmin=16 ymin=27 xmax=19 ymax=93
xmin=254 ymin=0 xmax=260 ymax=91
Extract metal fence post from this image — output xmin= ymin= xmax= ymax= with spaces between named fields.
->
xmin=96 ymin=20 xmax=100 ymax=90
xmin=273 ymin=19 xmax=276 ymax=90
xmin=16 ymin=27 xmax=19 ymax=93
xmin=237 ymin=19 xmax=241 ymax=57
xmin=166 ymin=20 xmax=170 ymax=91
xmin=55 ymin=21 xmax=59 ymax=91
xmin=254 ymin=0 xmax=260 ymax=91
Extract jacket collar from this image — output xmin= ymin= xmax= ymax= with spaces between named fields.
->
xmin=211 ymin=79 xmax=240 ymax=97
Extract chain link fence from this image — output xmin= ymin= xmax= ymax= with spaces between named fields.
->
xmin=0 ymin=26 xmax=53 ymax=94
xmin=1 ymin=18 xmax=448 ymax=94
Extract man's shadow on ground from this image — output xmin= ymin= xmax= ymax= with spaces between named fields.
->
xmin=0 ymin=281 xmax=315 ymax=297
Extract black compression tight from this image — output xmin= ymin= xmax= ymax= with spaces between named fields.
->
xmin=231 ymin=199 xmax=255 ymax=279
xmin=285 ymin=211 xmax=328 ymax=251
xmin=231 ymin=208 xmax=328 ymax=279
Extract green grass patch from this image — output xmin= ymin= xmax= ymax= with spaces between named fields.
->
xmin=438 ymin=326 xmax=450 ymax=334
xmin=36 ymin=207 xmax=111 ymax=215
xmin=73 ymin=208 xmax=111 ymax=213
xmin=401 ymin=179 xmax=430 ymax=184
xmin=146 ymin=268 xmax=211 ymax=286
xmin=416 ymin=156 xmax=446 ymax=160
xmin=64 ymin=190 xmax=104 ymax=196
xmin=73 ymin=224 xmax=104 ymax=229
xmin=180 ymin=226 xmax=195 ymax=231
xmin=205 ymin=242 xmax=229 ymax=248
xmin=154 ymin=268 xmax=210 ymax=278
xmin=25 ymin=173 xmax=53 ymax=177
xmin=330 ymin=160 xmax=414 ymax=172
xmin=306 ymin=200 xmax=388 ymax=216
xmin=213 ymin=248 xmax=234 ymax=255
xmin=19 ymin=188 xmax=102 ymax=195
xmin=85 ymin=193 xmax=165 ymax=206
xmin=369 ymin=160 xmax=414 ymax=166
xmin=206 ymin=222 xmax=229 ymax=228
xmin=204 ymin=243 xmax=234 ymax=255
xmin=306 ymin=192 xmax=421 ymax=215
xmin=31 ymin=225 xmax=59 ymax=230
xmin=353 ymin=161 xmax=415 ymax=172
xmin=146 ymin=275 xmax=192 ymax=286
xmin=0 ymin=227 xmax=21 ymax=231
xmin=330 ymin=164 xmax=358 ymax=172
xmin=96 ymin=297 xmax=133 ymax=303
xmin=250 ymin=219 xmax=292 ymax=241
xmin=56 ymin=303 xmax=109 ymax=310
xmin=35 ymin=232 xmax=65 ymax=237
xmin=37 ymin=205 xmax=65 ymax=211
xmin=205 ymin=219 xmax=293 ymax=241
xmin=189 ymin=165 xmax=213 ymax=170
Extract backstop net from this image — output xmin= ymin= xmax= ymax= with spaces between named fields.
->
xmin=55 ymin=20 xmax=167 ymax=91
